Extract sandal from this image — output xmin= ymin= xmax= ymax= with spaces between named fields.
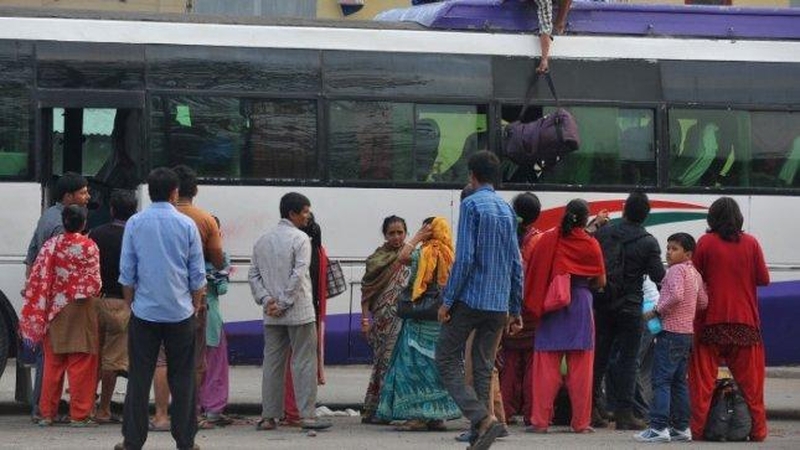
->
xmin=70 ymin=418 xmax=100 ymax=428
xmin=426 ymin=420 xmax=448 ymax=432
xmin=197 ymin=418 xmax=216 ymax=430
xmin=37 ymin=418 xmax=53 ymax=427
xmin=255 ymin=418 xmax=277 ymax=431
xmin=395 ymin=420 xmax=428 ymax=432
xmin=95 ymin=414 xmax=123 ymax=425
xmin=148 ymin=420 xmax=171 ymax=432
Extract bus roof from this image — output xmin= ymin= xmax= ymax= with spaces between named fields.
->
xmin=375 ymin=0 xmax=800 ymax=41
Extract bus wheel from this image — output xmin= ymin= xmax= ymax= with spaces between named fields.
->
xmin=0 ymin=313 xmax=8 ymax=381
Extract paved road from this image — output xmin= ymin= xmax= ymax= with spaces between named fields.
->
xmin=1 ymin=415 xmax=800 ymax=449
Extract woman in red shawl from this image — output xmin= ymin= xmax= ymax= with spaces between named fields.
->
xmin=19 ymin=205 xmax=101 ymax=426
xmin=524 ymin=199 xmax=605 ymax=433
xmin=689 ymin=197 xmax=770 ymax=441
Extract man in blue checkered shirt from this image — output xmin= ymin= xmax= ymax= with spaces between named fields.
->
xmin=435 ymin=150 xmax=523 ymax=450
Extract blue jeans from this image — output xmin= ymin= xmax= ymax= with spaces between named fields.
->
xmin=649 ymin=331 xmax=692 ymax=430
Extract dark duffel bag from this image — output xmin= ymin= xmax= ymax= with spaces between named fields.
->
xmin=502 ymin=72 xmax=580 ymax=167
xmin=704 ymin=378 xmax=752 ymax=442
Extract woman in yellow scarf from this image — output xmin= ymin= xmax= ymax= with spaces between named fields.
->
xmin=376 ymin=217 xmax=461 ymax=430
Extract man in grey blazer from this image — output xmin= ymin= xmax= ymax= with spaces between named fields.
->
xmin=248 ymin=192 xmax=331 ymax=431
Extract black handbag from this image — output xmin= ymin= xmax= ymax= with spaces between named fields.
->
xmin=397 ymin=263 xmax=442 ymax=321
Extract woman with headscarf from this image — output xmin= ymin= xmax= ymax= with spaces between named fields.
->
xmin=524 ymin=199 xmax=606 ymax=434
xmin=360 ymin=215 xmax=414 ymax=424
xmin=19 ymin=205 xmax=102 ymax=427
xmin=376 ymin=217 xmax=461 ymax=431
xmin=689 ymin=197 xmax=770 ymax=441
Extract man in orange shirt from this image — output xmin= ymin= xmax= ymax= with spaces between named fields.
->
xmin=150 ymin=165 xmax=225 ymax=431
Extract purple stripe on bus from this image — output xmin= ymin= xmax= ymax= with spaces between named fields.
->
xmin=375 ymin=0 xmax=800 ymax=41
xmin=223 ymin=312 xmax=373 ymax=365
xmin=223 ymin=280 xmax=800 ymax=366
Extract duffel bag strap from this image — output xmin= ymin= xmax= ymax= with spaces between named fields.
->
xmin=517 ymin=71 xmax=561 ymax=122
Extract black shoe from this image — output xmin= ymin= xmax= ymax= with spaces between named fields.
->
xmin=591 ymin=407 xmax=609 ymax=428
xmin=614 ymin=410 xmax=647 ymax=430
xmin=468 ymin=421 xmax=505 ymax=450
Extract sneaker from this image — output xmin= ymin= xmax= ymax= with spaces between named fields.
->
xmin=634 ymin=428 xmax=671 ymax=443
xmin=669 ymin=427 xmax=692 ymax=442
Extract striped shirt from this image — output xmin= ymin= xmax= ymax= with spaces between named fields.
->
xmin=443 ymin=185 xmax=523 ymax=315
xmin=656 ymin=260 xmax=708 ymax=334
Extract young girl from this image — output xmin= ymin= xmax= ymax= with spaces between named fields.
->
xmin=636 ymin=233 xmax=708 ymax=443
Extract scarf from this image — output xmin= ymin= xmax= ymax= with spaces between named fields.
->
xmin=523 ymin=227 xmax=604 ymax=323
xmin=412 ymin=217 xmax=455 ymax=300
xmin=19 ymin=232 xmax=102 ymax=346
xmin=361 ymin=243 xmax=401 ymax=308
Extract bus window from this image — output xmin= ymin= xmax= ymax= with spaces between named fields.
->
xmin=750 ymin=111 xmax=800 ymax=189
xmin=669 ymin=109 xmax=746 ymax=188
xmin=151 ymin=96 xmax=317 ymax=181
xmin=328 ymin=101 xmax=486 ymax=183
xmin=500 ymin=105 xmax=656 ymax=187
xmin=0 ymin=90 xmax=30 ymax=178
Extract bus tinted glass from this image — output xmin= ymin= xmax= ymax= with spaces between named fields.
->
xmin=328 ymin=102 xmax=487 ymax=183
xmin=0 ymin=90 xmax=30 ymax=177
xmin=501 ymin=106 xmax=656 ymax=187
xmin=150 ymin=96 xmax=317 ymax=180
xmin=670 ymin=108 xmax=800 ymax=189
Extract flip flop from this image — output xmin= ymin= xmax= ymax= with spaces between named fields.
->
xmin=148 ymin=420 xmax=170 ymax=432
xmin=95 ymin=414 xmax=123 ymax=425
xmin=394 ymin=420 xmax=428 ymax=432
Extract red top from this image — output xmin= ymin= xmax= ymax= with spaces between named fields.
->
xmin=524 ymin=227 xmax=605 ymax=323
xmin=692 ymin=232 xmax=769 ymax=330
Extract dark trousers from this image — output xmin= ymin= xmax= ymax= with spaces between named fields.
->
xmin=593 ymin=308 xmax=643 ymax=413
xmin=435 ymin=302 xmax=506 ymax=428
xmin=606 ymin=323 xmax=655 ymax=418
xmin=649 ymin=331 xmax=692 ymax=430
xmin=123 ymin=315 xmax=197 ymax=450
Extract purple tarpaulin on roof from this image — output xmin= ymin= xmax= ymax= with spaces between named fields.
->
xmin=375 ymin=0 xmax=800 ymax=40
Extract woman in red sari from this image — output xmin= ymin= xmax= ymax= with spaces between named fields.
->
xmin=689 ymin=197 xmax=770 ymax=441
xmin=524 ymin=199 xmax=605 ymax=433
xmin=19 ymin=205 xmax=102 ymax=426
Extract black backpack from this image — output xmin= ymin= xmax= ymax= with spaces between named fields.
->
xmin=704 ymin=378 xmax=752 ymax=441
xmin=593 ymin=227 xmax=649 ymax=310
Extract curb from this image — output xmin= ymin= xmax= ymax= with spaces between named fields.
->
xmin=765 ymin=368 xmax=800 ymax=380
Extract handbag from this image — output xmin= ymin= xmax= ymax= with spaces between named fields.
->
xmin=325 ymin=259 xmax=346 ymax=298
xmin=542 ymin=273 xmax=571 ymax=314
xmin=396 ymin=282 xmax=442 ymax=321
xmin=397 ymin=259 xmax=442 ymax=321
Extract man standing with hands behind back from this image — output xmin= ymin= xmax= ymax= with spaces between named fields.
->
xmin=249 ymin=192 xmax=331 ymax=432
xmin=116 ymin=167 xmax=206 ymax=450
xmin=435 ymin=151 xmax=524 ymax=450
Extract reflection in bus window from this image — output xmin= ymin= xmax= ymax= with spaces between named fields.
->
xmin=150 ymin=96 xmax=317 ymax=180
xmin=500 ymin=105 xmax=655 ymax=186
xmin=0 ymin=91 xmax=29 ymax=177
xmin=669 ymin=109 xmax=744 ymax=188
xmin=750 ymin=112 xmax=800 ymax=188
xmin=328 ymin=102 xmax=486 ymax=183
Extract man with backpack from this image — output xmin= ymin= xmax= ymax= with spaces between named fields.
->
xmin=592 ymin=191 xmax=665 ymax=430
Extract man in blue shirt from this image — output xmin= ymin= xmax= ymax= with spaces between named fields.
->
xmin=116 ymin=167 xmax=206 ymax=450
xmin=435 ymin=151 xmax=523 ymax=450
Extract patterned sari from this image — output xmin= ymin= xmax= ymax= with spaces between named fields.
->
xmin=376 ymin=221 xmax=460 ymax=422
xmin=361 ymin=245 xmax=409 ymax=418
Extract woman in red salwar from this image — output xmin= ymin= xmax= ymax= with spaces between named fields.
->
xmin=19 ymin=205 xmax=102 ymax=427
xmin=524 ymin=199 xmax=605 ymax=433
xmin=689 ymin=197 xmax=770 ymax=441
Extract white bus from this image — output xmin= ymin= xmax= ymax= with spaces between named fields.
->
xmin=0 ymin=3 xmax=799 ymax=394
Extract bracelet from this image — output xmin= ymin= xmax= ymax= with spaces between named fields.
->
xmin=361 ymin=317 xmax=370 ymax=323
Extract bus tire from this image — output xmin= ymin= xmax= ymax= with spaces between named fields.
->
xmin=0 ymin=309 xmax=8 ymax=381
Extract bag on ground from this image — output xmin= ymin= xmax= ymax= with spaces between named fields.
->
xmin=704 ymin=378 xmax=752 ymax=442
